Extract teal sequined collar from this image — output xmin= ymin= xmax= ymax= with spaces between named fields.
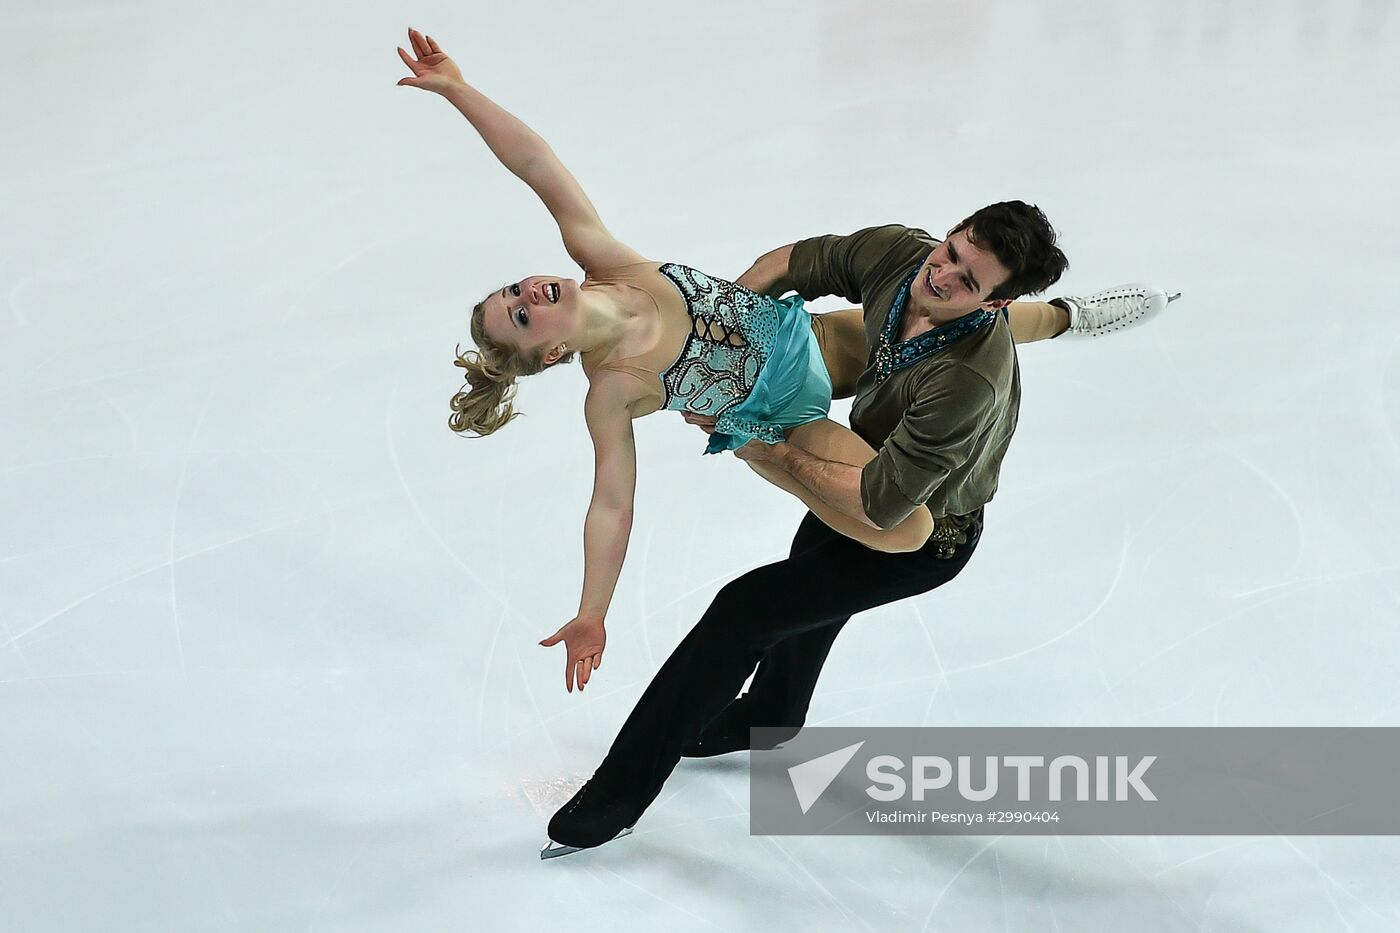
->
xmin=873 ymin=264 xmax=996 ymax=379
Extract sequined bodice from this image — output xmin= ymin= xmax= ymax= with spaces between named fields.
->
xmin=590 ymin=261 xmax=829 ymax=454
xmin=652 ymin=263 xmax=781 ymax=418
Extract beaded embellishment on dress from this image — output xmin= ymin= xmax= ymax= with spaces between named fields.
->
xmin=656 ymin=264 xmax=780 ymax=419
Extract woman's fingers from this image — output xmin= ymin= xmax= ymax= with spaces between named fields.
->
xmin=397 ymin=46 xmax=417 ymax=70
xmin=411 ymin=28 xmax=435 ymax=59
xmin=426 ymin=34 xmax=442 ymax=54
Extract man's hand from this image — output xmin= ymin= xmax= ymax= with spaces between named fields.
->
xmin=539 ymin=615 xmax=606 ymax=693
xmin=733 ymin=439 xmax=790 ymax=466
xmin=396 ymin=28 xmax=466 ymax=95
xmin=680 ymin=412 xmax=718 ymax=434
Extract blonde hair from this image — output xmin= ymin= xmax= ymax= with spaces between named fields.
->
xmin=449 ymin=298 xmax=576 ymax=436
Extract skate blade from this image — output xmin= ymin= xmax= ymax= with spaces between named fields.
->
xmin=1166 ymin=291 xmax=1182 ymax=303
xmin=539 ymin=825 xmax=634 ymax=860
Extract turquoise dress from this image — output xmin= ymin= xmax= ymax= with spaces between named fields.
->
xmin=652 ymin=263 xmax=832 ymax=454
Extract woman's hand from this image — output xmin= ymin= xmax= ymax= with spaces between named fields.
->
xmin=396 ymin=28 xmax=465 ymax=95
xmin=539 ymin=615 xmax=607 ymax=693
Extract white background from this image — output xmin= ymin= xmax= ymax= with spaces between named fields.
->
xmin=4 ymin=0 xmax=1399 ymax=930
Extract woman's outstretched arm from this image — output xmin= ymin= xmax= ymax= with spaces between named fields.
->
xmin=396 ymin=28 xmax=646 ymax=272
xmin=537 ymin=375 xmax=639 ymax=693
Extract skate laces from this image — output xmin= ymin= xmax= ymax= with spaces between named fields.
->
xmin=1073 ymin=288 xmax=1144 ymax=332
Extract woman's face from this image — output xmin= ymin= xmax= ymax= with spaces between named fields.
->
xmin=478 ymin=275 xmax=580 ymax=364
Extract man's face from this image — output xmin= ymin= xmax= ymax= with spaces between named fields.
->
xmin=907 ymin=229 xmax=1013 ymax=319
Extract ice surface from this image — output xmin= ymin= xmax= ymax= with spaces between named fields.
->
xmin=3 ymin=1 xmax=1399 ymax=930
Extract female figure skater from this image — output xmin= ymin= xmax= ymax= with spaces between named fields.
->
xmin=395 ymin=29 xmax=1076 ymax=693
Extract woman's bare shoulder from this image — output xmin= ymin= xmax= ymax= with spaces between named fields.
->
xmin=584 ymin=364 xmax=659 ymax=418
xmin=583 ymin=259 xmax=662 ymax=282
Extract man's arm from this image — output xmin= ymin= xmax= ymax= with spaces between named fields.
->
xmin=734 ymin=244 xmax=795 ymax=297
xmin=737 ymin=225 xmax=914 ymax=305
xmin=735 ymin=441 xmax=879 ymax=529
xmin=739 ymin=365 xmax=990 ymax=531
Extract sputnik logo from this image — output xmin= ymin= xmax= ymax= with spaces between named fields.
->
xmin=787 ymin=741 xmax=865 ymax=814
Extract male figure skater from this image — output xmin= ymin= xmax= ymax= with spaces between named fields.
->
xmin=543 ymin=206 xmax=1168 ymax=857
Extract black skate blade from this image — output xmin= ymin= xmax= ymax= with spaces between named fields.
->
xmin=539 ymin=825 xmax=634 ymax=860
xmin=1166 ymin=292 xmax=1182 ymax=303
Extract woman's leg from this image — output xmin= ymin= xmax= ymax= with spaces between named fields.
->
xmin=810 ymin=303 xmax=1068 ymax=393
xmin=1006 ymin=300 xmax=1070 ymax=343
xmin=810 ymin=309 xmax=867 ymax=399
xmin=743 ymin=418 xmax=933 ymax=553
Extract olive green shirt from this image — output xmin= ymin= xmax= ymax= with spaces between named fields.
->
xmin=789 ymin=224 xmax=1021 ymax=529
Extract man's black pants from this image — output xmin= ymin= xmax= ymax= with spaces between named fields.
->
xmin=591 ymin=507 xmax=984 ymax=809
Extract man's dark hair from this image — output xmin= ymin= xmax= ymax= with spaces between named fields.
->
xmin=950 ymin=201 xmax=1068 ymax=302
